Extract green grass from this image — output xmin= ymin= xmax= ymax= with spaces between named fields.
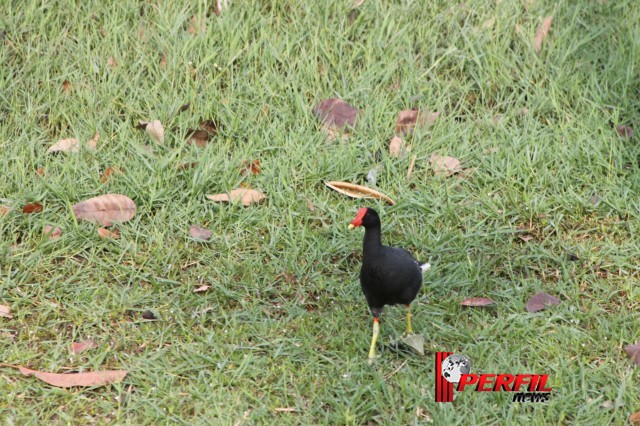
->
xmin=1 ymin=0 xmax=640 ymax=424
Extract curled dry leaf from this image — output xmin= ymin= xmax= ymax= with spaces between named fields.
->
xmin=533 ymin=16 xmax=553 ymax=54
xmin=97 ymin=228 xmax=119 ymax=239
xmin=187 ymin=129 xmax=210 ymax=147
xmin=241 ymin=159 xmax=261 ymax=175
xmin=86 ymin=132 xmax=100 ymax=151
xmin=48 ymin=138 xmax=79 ymax=154
xmin=71 ymin=340 xmax=98 ymax=355
xmin=100 ymin=166 xmax=121 ymax=184
xmin=44 ymin=225 xmax=62 ymax=240
xmin=187 ymin=119 xmax=220 ymax=147
xmin=72 ymin=194 xmax=136 ymax=226
xmin=616 ymin=124 xmax=633 ymax=139
xmin=324 ymin=181 xmax=395 ymax=205
xmin=19 ymin=367 xmax=127 ymax=388
xmin=624 ymin=342 xmax=640 ymax=366
xmin=189 ymin=225 xmax=213 ymax=240
xmin=525 ymin=292 xmax=560 ymax=313
xmin=23 ymin=202 xmax=43 ymax=214
xmin=0 ymin=304 xmax=13 ymax=319
xmin=395 ymin=110 xmax=440 ymax=135
xmin=313 ymin=99 xmax=359 ymax=129
xmin=193 ymin=285 xmax=211 ymax=294
xmin=461 ymin=297 xmax=495 ymax=307
xmin=389 ymin=136 xmax=410 ymax=158
xmin=144 ymin=120 xmax=164 ymax=143
xmin=207 ymin=189 xmax=266 ymax=207
xmin=429 ymin=153 xmax=463 ymax=177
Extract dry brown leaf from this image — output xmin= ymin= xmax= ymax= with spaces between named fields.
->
xmin=44 ymin=225 xmax=62 ymax=240
xmin=533 ymin=16 xmax=553 ymax=54
xmin=97 ymin=228 xmax=119 ymax=239
xmin=0 ymin=304 xmax=12 ymax=319
xmin=241 ymin=159 xmax=261 ymax=175
xmin=324 ymin=181 xmax=395 ymax=205
xmin=159 ymin=54 xmax=167 ymax=68
xmin=48 ymin=138 xmax=79 ymax=154
xmin=36 ymin=167 xmax=45 ymax=176
xmin=625 ymin=342 xmax=640 ymax=366
xmin=23 ymin=202 xmax=43 ymax=214
xmin=187 ymin=119 xmax=219 ymax=147
xmin=187 ymin=16 xmax=206 ymax=34
xmin=187 ymin=129 xmax=210 ymax=147
xmin=313 ymin=99 xmax=359 ymax=129
xmin=72 ymin=194 xmax=136 ymax=226
xmin=193 ymin=285 xmax=211 ymax=293
xmin=177 ymin=162 xmax=198 ymax=170
xmin=107 ymin=57 xmax=118 ymax=68
xmin=189 ymin=225 xmax=213 ymax=240
xmin=86 ymin=132 xmax=99 ymax=151
xmin=71 ymin=340 xmax=97 ymax=355
xmin=526 ymin=292 xmax=560 ymax=313
xmin=389 ymin=136 xmax=410 ymax=158
xmin=100 ymin=166 xmax=121 ymax=184
xmin=0 ymin=205 xmax=9 ymax=216
xmin=19 ymin=367 xmax=126 ymax=388
xmin=62 ymin=80 xmax=72 ymax=93
xmin=207 ymin=189 xmax=266 ymax=207
xmin=629 ymin=411 xmax=640 ymax=423
xmin=616 ymin=124 xmax=633 ymax=139
xmin=143 ymin=120 xmax=164 ymax=143
xmin=429 ymin=153 xmax=462 ymax=177
xmin=461 ymin=297 xmax=495 ymax=307
xmin=395 ymin=110 xmax=439 ymax=135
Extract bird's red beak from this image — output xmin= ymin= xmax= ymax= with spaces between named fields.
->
xmin=348 ymin=208 xmax=367 ymax=229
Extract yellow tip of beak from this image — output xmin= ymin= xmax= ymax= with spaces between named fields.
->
xmin=348 ymin=224 xmax=355 ymax=230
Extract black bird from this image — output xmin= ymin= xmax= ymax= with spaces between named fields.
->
xmin=348 ymin=207 xmax=429 ymax=362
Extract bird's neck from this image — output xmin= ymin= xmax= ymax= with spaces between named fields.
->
xmin=363 ymin=226 xmax=382 ymax=257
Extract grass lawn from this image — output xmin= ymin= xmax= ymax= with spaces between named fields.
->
xmin=1 ymin=0 xmax=640 ymax=424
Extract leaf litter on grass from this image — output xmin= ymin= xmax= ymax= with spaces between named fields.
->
xmin=72 ymin=194 xmax=136 ymax=226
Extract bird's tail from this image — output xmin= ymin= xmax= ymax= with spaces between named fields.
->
xmin=419 ymin=262 xmax=431 ymax=273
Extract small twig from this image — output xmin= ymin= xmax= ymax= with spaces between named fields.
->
xmin=384 ymin=359 xmax=408 ymax=380
xmin=407 ymin=154 xmax=417 ymax=177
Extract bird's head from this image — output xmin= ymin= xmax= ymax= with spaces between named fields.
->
xmin=348 ymin=207 xmax=380 ymax=229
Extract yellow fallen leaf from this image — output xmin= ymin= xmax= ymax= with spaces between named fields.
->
xmin=144 ymin=120 xmax=164 ymax=143
xmin=533 ymin=16 xmax=553 ymax=54
xmin=86 ymin=132 xmax=100 ymax=151
xmin=48 ymin=138 xmax=79 ymax=154
xmin=389 ymin=135 xmax=410 ymax=158
xmin=324 ymin=181 xmax=395 ymax=205
xmin=207 ymin=189 xmax=266 ymax=207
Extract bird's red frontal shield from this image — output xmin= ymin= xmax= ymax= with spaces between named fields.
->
xmin=349 ymin=207 xmax=368 ymax=228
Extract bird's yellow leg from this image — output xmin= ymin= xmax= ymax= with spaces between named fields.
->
xmin=368 ymin=317 xmax=380 ymax=363
xmin=405 ymin=304 xmax=413 ymax=335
